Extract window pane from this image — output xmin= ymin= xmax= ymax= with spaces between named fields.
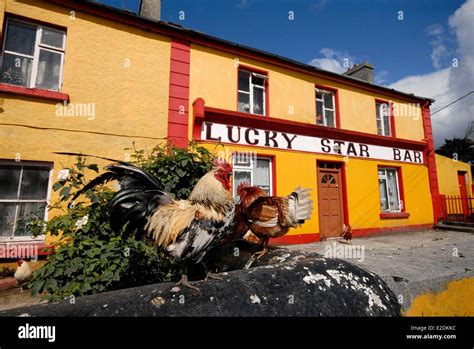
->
xmin=316 ymin=101 xmax=324 ymax=125
xmin=234 ymin=171 xmax=251 ymax=201
xmin=376 ymin=118 xmax=383 ymax=135
xmin=383 ymin=113 xmax=391 ymax=136
xmin=5 ymin=21 xmax=36 ymax=56
xmin=233 ymin=153 xmax=251 ymax=167
xmin=20 ymin=166 xmax=50 ymax=200
xmin=323 ymin=92 xmax=334 ymax=109
xmin=0 ymin=165 xmax=21 ymax=199
xmin=35 ymin=49 xmax=62 ymax=90
xmin=254 ymin=159 xmax=270 ymax=194
xmin=252 ymin=75 xmax=264 ymax=87
xmin=325 ymin=110 xmax=335 ymax=127
xmin=41 ymin=28 xmax=64 ymax=48
xmin=238 ymin=92 xmax=250 ymax=113
xmin=0 ymin=203 xmax=17 ymax=237
xmin=386 ymin=170 xmax=400 ymax=211
xmin=238 ymin=71 xmax=249 ymax=92
xmin=0 ymin=53 xmax=33 ymax=87
xmin=14 ymin=202 xmax=45 ymax=236
xmin=379 ymin=179 xmax=389 ymax=211
xmin=253 ymin=88 xmax=264 ymax=115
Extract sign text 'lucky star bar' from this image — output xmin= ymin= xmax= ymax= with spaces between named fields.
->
xmin=202 ymin=122 xmax=424 ymax=164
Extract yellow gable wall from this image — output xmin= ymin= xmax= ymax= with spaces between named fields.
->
xmin=189 ymin=44 xmax=425 ymax=142
xmin=0 ymin=1 xmax=172 ymax=243
xmin=436 ymin=154 xmax=473 ymax=196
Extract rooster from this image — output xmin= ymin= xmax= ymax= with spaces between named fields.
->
xmin=340 ymin=224 xmax=352 ymax=244
xmin=14 ymin=259 xmax=32 ymax=287
xmin=65 ymin=154 xmax=234 ymax=290
xmin=234 ymin=183 xmax=313 ymax=258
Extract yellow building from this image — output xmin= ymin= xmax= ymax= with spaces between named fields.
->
xmin=0 ymin=0 xmax=456 ymax=253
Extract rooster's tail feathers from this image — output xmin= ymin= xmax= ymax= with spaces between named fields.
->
xmin=287 ymin=187 xmax=313 ymax=227
xmin=68 ymin=162 xmax=161 ymax=207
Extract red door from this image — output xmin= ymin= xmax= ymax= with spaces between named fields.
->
xmin=458 ymin=172 xmax=468 ymax=215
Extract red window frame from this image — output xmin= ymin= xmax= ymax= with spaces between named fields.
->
xmin=375 ymin=98 xmax=396 ymax=137
xmin=236 ymin=64 xmax=269 ymax=117
xmin=315 ymin=84 xmax=340 ymax=129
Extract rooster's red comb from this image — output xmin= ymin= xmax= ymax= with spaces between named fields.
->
xmin=213 ymin=158 xmax=232 ymax=172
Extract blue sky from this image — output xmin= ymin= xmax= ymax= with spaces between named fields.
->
xmin=100 ymin=0 xmax=463 ymax=85
xmin=98 ymin=0 xmax=473 ymax=144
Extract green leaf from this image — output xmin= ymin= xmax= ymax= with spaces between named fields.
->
xmin=52 ymin=182 xmax=64 ymax=191
xmin=31 ymin=279 xmax=45 ymax=296
xmin=59 ymin=186 xmax=71 ymax=199
xmin=87 ymin=164 xmax=99 ymax=172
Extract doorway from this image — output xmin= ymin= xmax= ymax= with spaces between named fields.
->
xmin=317 ymin=162 xmax=345 ymax=239
xmin=458 ymin=171 xmax=468 ymax=215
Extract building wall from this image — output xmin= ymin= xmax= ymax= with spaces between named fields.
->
xmin=0 ymin=0 xmax=172 ymax=244
xmin=436 ymin=154 xmax=473 ymax=196
xmin=189 ymin=44 xmax=425 ymax=142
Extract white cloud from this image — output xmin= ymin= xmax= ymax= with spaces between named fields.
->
xmin=308 ymin=48 xmax=355 ymax=74
xmin=389 ymin=0 xmax=474 ymax=147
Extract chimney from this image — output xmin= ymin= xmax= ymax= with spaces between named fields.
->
xmin=139 ymin=0 xmax=161 ymax=21
xmin=343 ymin=62 xmax=374 ymax=83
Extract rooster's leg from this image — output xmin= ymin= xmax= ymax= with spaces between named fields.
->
xmin=254 ymin=237 xmax=270 ymax=259
xmin=175 ymin=265 xmax=200 ymax=292
xmin=200 ymin=261 xmax=222 ymax=281
xmin=176 ymin=274 xmax=200 ymax=292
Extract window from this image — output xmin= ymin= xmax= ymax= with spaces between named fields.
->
xmin=378 ymin=168 xmax=402 ymax=212
xmin=0 ymin=163 xmax=51 ymax=239
xmin=238 ymin=69 xmax=267 ymax=115
xmin=316 ymin=88 xmax=336 ymax=127
xmin=232 ymin=153 xmax=273 ymax=201
xmin=1 ymin=18 xmax=66 ymax=91
xmin=376 ymin=101 xmax=392 ymax=136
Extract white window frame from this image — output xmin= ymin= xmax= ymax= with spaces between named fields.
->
xmin=315 ymin=88 xmax=336 ymax=127
xmin=378 ymin=168 xmax=402 ymax=212
xmin=232 ymin=154 xmax=273 ymax=199
xmin=0 ymin=161 xmax=53 ymax=242
xmin=238 ymin=70 xmax=267 ymax=116
xmin=1 ymin=17 xmax=66 ymax=91
xmin=376 ymin=101 xmax=392 ymax=137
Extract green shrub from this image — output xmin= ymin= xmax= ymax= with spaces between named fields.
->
xmin=26 ymin=142 xmax=215 ymax=301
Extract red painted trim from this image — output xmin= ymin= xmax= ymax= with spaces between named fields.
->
xmin=193 ymin=99 xmax=427 ymax=152
xmin=379 ymin=212 xmax=410 ymax=219
xmin=271 ymin=155 xmax=277 ymax=196
xmin=47 ymin=0 xmax=431 ymax=106
xmin=167 ymin=40 xmax=190 ymax=148
xmin=341 ymin=163 xmax=350 ymax=226
xmin=352 ymin=223 xmax=432 ymax=238
xmin=0 ymin=243 xmax=54 ymax=258
xmin=0 ymin=83 xmax=69 ymax=102
xmin=375 ymin=99 xmax=396 ymax=138
xmin=270 ymin=233 xmax=320 ymax=245
xmin=271 ymin=223 xmax=432 ymax=245
xmin=236 ymin=64 xmax=269 ymax=117
xmin=315 ymin=84 xmax=341 ymax=129
xmin=421 ymin=101 xmax=442 ymax=223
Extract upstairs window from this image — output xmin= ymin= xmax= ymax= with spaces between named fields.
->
xmin=0 ymin=162 xmax=51 ymax=239
xmin=1 ymin=18 xmax=66 ymax=91
xmin=316 ymin=88 xmax=336 ymax=127
xmin=232 ymin=153 xmax=273 ymax=201
xmin=378 ymin=168 xmax=401 ymax=212
xmin=376 ymin=101 xmax=392 ymax=136
xmin=238 ymin=69 xmax=267 ymax=115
